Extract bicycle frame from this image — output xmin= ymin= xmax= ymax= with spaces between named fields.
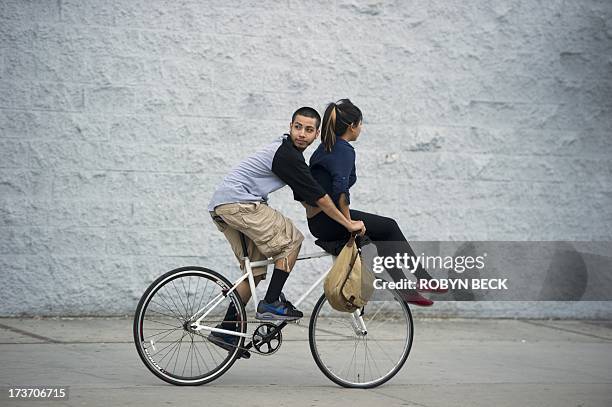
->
xmin=188 ymin=250 xmax=368 ymax=339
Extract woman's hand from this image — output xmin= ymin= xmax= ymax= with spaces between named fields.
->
xmin=347 ymin=220 xmax=366 ymax=236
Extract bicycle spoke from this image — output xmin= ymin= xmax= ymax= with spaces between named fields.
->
xmin=171 ymin=331 xmax=186 ymax=374
xmin=365 ymin=337 xmax=384 ymax=379
xmin=340 ymin=336 xmax=360 ymax=381
xmin=368 ymin=316 xmax=394 ymax=335
xmin=363 ymin=337 xmax=368 ymax=381
xmin=153 ymin=329 xmax=185 ymax=354
xmin=314 ymin=318 xmax=355 ymax=339
xmin=188 ymin=334 xmax=199 ymax=376
xmin=171 ymin=280 xmax=190 ymax=320
xmin=190 ymin=276 xmax=201 ymax=317
xmin=201 ymin=333 xmax=224 ymax=364
xmin=180 ymin=276 xmax=195 ymax=321
xmin=192 ymin=336 xmax=210 ymax=372
xmin=157 ymin=332 xmax=186 ymax=365
xmin=184 ymin=277 xmax=192 ymax=318
xmin=371 ymin=331 xmax=403 ymax=365
xmin=144 ymin=317 xmax=182 ymax=329
xmin=145 ymin=326 xmax=183 ymax=342
xmin=182 ymin=334 xmax=193 ymax=377
xmin=158 ymin=289 xmax=186 ymax=322
xmin=147 ymin=304 xmax=185 ymax=323
xmin=192 ymin=278 xmax=212 ymax=320
xmin=194 ymin=278 xmax=210 ymax=318
xmin=149 ymin=330 xmax=183 ymax=348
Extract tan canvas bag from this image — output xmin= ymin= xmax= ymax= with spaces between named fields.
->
xmin=324 ymin=236 xmax=375 ymax=312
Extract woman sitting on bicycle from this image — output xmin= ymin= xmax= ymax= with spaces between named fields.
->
xmin=304 ymin=98 xmax=443 ymax=306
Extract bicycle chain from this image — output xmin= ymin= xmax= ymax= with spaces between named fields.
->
xmin=189 ymin=321 xmax=293 ymax=356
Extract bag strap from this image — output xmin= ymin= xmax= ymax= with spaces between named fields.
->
xmin=346 ymin=235 xmax=356 ymax=248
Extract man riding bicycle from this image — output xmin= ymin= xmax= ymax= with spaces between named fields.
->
xmin=207 ymin=106 xmax=365 ymax=352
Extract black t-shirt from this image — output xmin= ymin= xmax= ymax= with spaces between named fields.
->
xmin=272 ymin=136 xmax=326 ymax=206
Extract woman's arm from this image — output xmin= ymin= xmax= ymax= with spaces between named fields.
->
xmin=328 ymin=144 xmax=356 ymax=207
xmin=300 ymin=196 xmax=363 ymax=233
xmin=338 ymin=193 xmax=351 ymax=221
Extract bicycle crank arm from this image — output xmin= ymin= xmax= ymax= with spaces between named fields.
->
xmin=262 ymin=321 xmax=287 ymax=339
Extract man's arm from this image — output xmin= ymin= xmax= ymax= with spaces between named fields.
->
xmin=271 ymin=140 xmax=364 ymax=234
xmin=316 ymin=194 xmax=365 ymax=234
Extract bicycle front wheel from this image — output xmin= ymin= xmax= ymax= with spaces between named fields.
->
xmin=133 ymin=266 xmax=246 ymax=386
xmin=308 ymin=291 xmax=413 ymax=388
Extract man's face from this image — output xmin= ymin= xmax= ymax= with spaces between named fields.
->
xmin=289 ymin=115 xmax=319 ymax=151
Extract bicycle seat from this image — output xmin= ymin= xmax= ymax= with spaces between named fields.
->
xmin=314 ymin=239 xmax=347 ymax=256
xmin=315 ymin=235 xmax=372 ymax=256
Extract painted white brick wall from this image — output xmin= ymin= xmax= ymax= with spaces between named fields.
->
xmin=1 ymin=1 xmax=611 ymax=317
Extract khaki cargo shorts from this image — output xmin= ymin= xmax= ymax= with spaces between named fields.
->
xmin=210 ymin=202 xmax=304 ymax=278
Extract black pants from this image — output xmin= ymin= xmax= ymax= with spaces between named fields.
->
xmin=308 ymin=209 xmax=431 ymax=281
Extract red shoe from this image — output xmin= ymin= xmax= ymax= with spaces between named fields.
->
xmin=416 ymin=279 xmax=449 ymax=294
xmin=397 ymin=289 xmax=433 ymax=307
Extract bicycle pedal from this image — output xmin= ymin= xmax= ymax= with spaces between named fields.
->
xmin=238 ymin=350 xmax=251 ymax=359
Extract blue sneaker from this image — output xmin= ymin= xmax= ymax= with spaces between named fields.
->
xmin=256 ymin=292 xmax=303 ymax=321
xmin=207 ymin=324 xmax=250 ymax=359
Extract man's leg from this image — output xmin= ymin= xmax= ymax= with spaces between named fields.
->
xmin=221 ymin=235 xmax=267 ymax=326
xmin=235 ymin=274 xmax=264 ymax=305
xmin=228 ymin=238 xmax=300 ymax=305
xmin=222 ymin=274 xmax=263 ymax=331
xmin=263 ymin=242 xmax=301 ymax=303
xmin=216 ymin=202 xmax=305 ymax=320
xmin=238 ymin=204 xmax=304 ymax=319
xmin=211 ymin=210 xmax=268 ymax=327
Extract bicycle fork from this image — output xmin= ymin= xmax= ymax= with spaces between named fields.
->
xmin=350 ymin=309 xmax=368 ymax=336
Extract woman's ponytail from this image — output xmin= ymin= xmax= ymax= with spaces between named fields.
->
xmin=321 ymin=103 xmax=337 ymax=152
xmin=320 ymin=99 xmax=363 ymax=152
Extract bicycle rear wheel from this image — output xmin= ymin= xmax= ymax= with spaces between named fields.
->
xmin=308 ymin=291 xmax=413 ymax=388
xmin=133 ymin=266 xmax=246 ymax=386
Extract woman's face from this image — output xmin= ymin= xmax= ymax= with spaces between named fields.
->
xmin=350 ymin=120 xmax=363 ymax=141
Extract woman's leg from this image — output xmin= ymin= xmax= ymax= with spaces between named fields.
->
xmin=307 ymin=211 xmax=349 ymax=241
xmin=349 ymin=209 xmax=433 ymax=281
xmin=309 ymin=208 xmax=433 ymax=281
xmin=308 ymin=209 xmax=434 ymax=305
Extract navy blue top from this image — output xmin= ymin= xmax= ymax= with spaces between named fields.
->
xmin=309 ymin=138 xmax=357 ymax=206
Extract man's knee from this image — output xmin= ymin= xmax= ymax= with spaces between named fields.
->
xmin=286 ymin=233 xmax=303 ymax=261
xmin=274 ymin=242 xmax=302 ymax=272
xmin=292 ymin=241 xmax=302 ymax=255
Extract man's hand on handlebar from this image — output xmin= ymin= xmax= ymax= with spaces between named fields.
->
xmin=347 ymin=220 xmax=366 ymax=236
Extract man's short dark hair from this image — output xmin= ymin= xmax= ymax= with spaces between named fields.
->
xmin=291 ymin=107 xmax=321 ymax=129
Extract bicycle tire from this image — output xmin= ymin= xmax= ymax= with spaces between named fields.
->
xmin=308 ymin=291 xmax=413 ymax=388
xmin=133 ymin=266 xmax=246 ymax=386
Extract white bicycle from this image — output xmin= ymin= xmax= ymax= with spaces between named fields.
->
xmin=133 ymin=234 xmax=414 ymax=388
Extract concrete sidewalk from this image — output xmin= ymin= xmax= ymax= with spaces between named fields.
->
xmin=0 ymin=317 xmax=611 ymax=407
